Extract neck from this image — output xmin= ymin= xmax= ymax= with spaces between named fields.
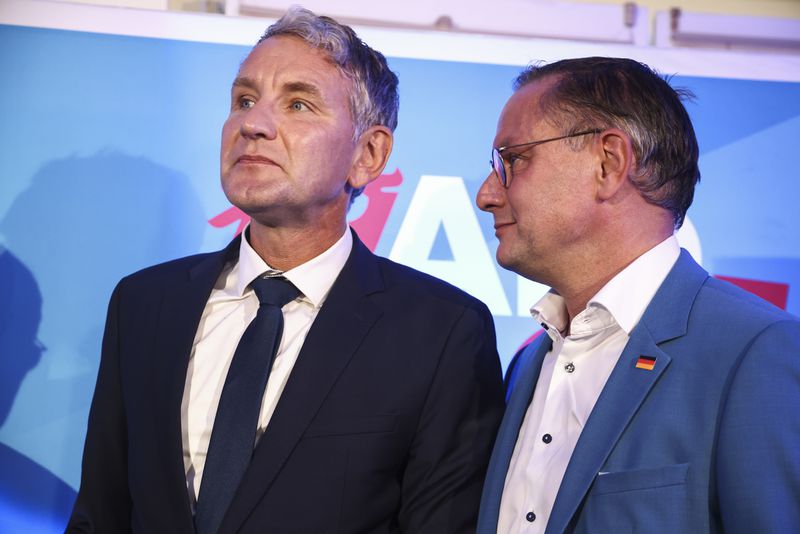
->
xmin=247 ymin=219 xmax=348 ymax=272
xmin=556 ymin=231 xmax=672 ymax=324
xmin=541 ymin=194 xmax=676 ymax=325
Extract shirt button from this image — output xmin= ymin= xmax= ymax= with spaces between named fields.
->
xmin=526 ymin=511 xmax=536 ymax=522
xmin=542 ymin=433 xmax=552 ymax=444
xmin=564 ymin=362 xmax=575 ymax=373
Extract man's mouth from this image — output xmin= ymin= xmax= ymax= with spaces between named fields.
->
xmin=236 ymin=154 xmax=279 ymax=166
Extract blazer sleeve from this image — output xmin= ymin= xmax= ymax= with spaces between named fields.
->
xmin=397 ymin=300 xmax=505 ymax=533
xmin=66 ymin=282 xmax=133 ymax=533
xmin=716 ymin=319 xmax=800 ymax=533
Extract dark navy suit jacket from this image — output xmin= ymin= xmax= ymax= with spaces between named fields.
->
xmin=68 ymin=230 xmax=505 ymax=533
xmin=478 ymin=250 xmax=800 ymax=533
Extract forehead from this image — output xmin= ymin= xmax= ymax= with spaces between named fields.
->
xmin=238 ymin=35 xmax=349 ymax=94
xmin=496 ymin=79 xmax=557 ymax=143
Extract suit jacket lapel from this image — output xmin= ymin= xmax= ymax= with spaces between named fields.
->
xmin=222 ymin=231 xmax=384 ymax=531
xmin=477 ymin=334 xmax=552 ymax=534
xmin=546 ymin=250 xmax=708 ymax=533
xmin=545 ymin=328 xmax=670 ymax=533
xmin=150 ymin=237 xmax=240 ymax=529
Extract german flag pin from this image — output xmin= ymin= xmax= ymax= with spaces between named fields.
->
xmin=635 ymin=355 xmax=657 ymax=371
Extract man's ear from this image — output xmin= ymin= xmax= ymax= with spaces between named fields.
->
xmin=595 ymin=128 xmax=634 ymax=201
xmin=348 ymin=125 xmax=394 ymax=190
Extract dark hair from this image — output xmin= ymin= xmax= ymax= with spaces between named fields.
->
xmin=515 ymin=57 xmax=700 ymax=228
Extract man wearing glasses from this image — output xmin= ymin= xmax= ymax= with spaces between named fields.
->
xmin=476 ymin=57 xmax=800 ymax=533
xmin=68 ymin=7 xmax=504 ymax=533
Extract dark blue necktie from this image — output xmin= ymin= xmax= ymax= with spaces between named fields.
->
xmin=194 ymin=275 xmax=301 ymax=534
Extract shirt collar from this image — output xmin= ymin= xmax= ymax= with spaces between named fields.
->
xmin=588 ymin=235 xmax=680 ymax=335
xmin=531 ymin=235 xmax=680 ymax=338
xmin=531 ymin=290 xmax=570 ymax=338
xmin=235 ymin=226 xmax=353 ymax=309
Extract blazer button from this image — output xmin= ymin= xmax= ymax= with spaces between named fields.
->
xmin=526 ymin=511 xmax=536 ymax=522
xmin=542 ymin=433 xmax=552 ymax=444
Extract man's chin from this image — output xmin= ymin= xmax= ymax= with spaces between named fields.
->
xmin=495 ymin=241 xmax=516 ymax=265
xmin=222 ymin=186 xmax=285 ymax=216
xmin=495 ymin=251 xmax=520 ymax=274
xmin=496 ymin=250 xmax=539 ymax=280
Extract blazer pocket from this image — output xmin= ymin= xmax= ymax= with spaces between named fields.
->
xmin=303 ymin=415 xmax=398 ymax=439
xmin=576 ymin=464 xmax=691 ymax=534
xmin=591 ymin=463 xmax=689 ymax=496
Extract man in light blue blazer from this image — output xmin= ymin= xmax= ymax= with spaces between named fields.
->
xmin=475 ymin=57 xmax=800 ymax=533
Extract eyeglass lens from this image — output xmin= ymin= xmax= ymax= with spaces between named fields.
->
xmin=491 ymin=148 xmax=507 ymax=187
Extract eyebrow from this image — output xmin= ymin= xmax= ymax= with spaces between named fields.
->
xmin=231 ymin=76 xmax=259 ymax=91
xmin=231 ymin=77 xmax=322 ymax=99
xmin=282 ymin=81 xmax=322 ymax=98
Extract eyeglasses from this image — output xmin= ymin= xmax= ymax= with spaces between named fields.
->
xmin=490 ymin=129 xmax=602 ymax=188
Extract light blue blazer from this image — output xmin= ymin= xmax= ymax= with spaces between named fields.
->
xmin=478 ymin=250 xmax=800 ymax=533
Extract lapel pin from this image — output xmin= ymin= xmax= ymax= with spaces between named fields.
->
xmin=635 ymin=355 xmax=657 ymax=371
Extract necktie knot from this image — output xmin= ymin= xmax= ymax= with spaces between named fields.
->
xmin=251 ymin=276 xmax=301 ymax=308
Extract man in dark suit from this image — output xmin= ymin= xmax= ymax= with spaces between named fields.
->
xmin=475 ymin=57 xmax=800 ymax=533
xmin=68 ymin=7 xmax=504 ymax=533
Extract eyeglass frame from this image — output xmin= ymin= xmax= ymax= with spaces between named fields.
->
xmin=490 ymin=128 xmax=602 ymax=188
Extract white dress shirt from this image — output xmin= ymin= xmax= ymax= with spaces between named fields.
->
xmin=181 ymin=228 xmax=352 ymax=509
xmin=497 ymin=235 xmax=680 ymax=534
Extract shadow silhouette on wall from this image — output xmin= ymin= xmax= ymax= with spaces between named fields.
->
xmin=0 ymin=248 xmax=76 ymax=532
xmin=0 ymin=151 xmax=205 ymax=531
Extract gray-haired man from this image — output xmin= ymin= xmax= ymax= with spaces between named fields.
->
xmin=68 ymin=8 xmax=503 ymax=533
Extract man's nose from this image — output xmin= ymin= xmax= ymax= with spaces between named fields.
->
xmin=476 ymin=170 xmax=504 ymax=213
xmin=240 ymin=101 xmax=278 ymax=140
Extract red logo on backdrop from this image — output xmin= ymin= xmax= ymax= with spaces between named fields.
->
xmin=714 ymin=275 xmax=789 ymax=310
xmin=349 ymin=169 xmax=403 ymax=251
xmin=208 ymin=169 xmax=404 ymax=253
xmin=208 ymin=206 xmax=250 ymax=236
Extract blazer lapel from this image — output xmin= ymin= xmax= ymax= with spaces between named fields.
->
xmin=545 ymin=328 xmax=670 ymax=534
xmin=546 ymin=250 xmax=708 ymax=534
xmin=477 ymin=335 xmax=552 ymax=534
xmin=150 ymin=237 xmax=240 ymax=528
xmin=221 ymin=232 xmax=384 ymax=531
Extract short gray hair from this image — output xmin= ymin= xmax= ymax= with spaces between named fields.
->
xmin=260 ymin=6 xmax=399 ymax=140
xmin=515 ymin=57 xmax=700 ymax=229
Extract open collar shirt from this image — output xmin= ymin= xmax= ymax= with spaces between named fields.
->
xmin=181 ymin=227 xmax=352 ymax=508
xmin=497 ymin=235 xmax=680 ymax=534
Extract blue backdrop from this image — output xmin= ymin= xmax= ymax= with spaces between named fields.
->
xmin=1 ymin=23 xmax=799 ymax=531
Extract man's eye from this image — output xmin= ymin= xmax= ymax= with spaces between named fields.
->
xmin=238 ymin=97 xmax=255 ymax=109
xmin=506 ymin=153 xmax=524 ymax=166
xmin=290 ymin=101 xmax=310 ymax=112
